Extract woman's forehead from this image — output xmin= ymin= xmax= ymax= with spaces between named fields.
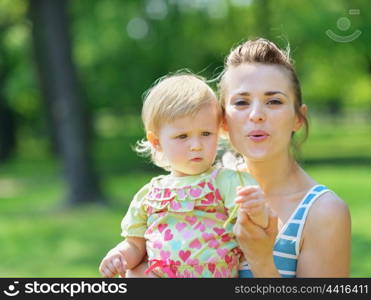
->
xmin=225 ymin=63 xmax=292 ymax=96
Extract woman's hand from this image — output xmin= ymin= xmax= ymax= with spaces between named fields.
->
xmin=233 ymin=186 xmax=280 ymax=277
xmin=235 ymin=186 xmax=269 ymax=228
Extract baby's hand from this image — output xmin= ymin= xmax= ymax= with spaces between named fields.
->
xmin=235 ymin=185 xmax=269 ymax=229
xmin=99 ymin=247 xmax=128 ymax=278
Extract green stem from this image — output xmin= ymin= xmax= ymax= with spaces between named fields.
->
xmin=223 ymin=170 xmax=245 ymax=228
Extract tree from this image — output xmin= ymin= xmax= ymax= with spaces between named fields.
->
xmin=0 ymin=98 xmax=17 ymax=162
xmin=28 ymin=0 xmax=104 ymax=205
xmin=0 ymin=21 xmax=18 ymax=162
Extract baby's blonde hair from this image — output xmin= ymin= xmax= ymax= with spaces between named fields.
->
xmin=136 ymin=71 xmax=221 ymax=170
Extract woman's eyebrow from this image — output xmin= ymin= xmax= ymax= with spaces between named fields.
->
xmin=232 ymin=92 xmax=250 ymax=97
xmin=232 ymin=91 xmax=288 ymax=97
xmin=264 ymin=91 xmax=288 ymax=97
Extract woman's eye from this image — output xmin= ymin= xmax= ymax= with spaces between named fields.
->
xmin=201 ymin=132 xmax=211 ymax=136
xmin=176 ymin=134 xmax=188 ymax=139
xmin=234 ymin=99 xmax=249 ymax=106
xmin=267 ymin=99 xmax=282 ymax=105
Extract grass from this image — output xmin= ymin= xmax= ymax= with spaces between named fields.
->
xmin=306 ymin=165 xmax=371 ymax=277
xmin=0 ymin=167 xmax=155 ymax=277
xmin=0 ymin=115 xmax=370 ymax=277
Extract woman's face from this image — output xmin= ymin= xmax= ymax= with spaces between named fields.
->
xmin=223 ymin=63 xmax=305 ymax=162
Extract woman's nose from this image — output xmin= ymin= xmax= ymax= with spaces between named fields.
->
xmin=249 ymin=101 xmax=266 ymax=123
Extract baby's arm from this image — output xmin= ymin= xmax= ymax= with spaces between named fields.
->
xmin=235 ymin=186 xmax=268 ymax=229
xmin=99 ymin=237 xmax=146 ymax=278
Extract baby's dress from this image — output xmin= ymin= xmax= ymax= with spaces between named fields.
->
xmin=121 ymin=167 xmax=255 ymax=278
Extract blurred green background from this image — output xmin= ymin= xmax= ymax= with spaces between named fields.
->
xmin=0 ymin=0 xmax=370 ymax=277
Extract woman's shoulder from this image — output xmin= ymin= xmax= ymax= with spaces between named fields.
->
xmin=305 ymin=188 xmax=351 ymax=234
xmin=311 ymin=189 xmax=350 ymax=218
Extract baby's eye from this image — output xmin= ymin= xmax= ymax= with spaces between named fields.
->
xmin=267 ymin=99 xmax=282 ymax=105
xmin=176 ymin=134 xmax=188 ymax=139
xmin=201 ymin=132 xmax=211 ymax=136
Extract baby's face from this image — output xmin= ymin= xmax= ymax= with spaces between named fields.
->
xmin=157 ymin=103 xmax=220 ymax=177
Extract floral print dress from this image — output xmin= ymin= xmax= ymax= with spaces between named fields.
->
xmin=121 ymin=167 xmax=255 ymax=278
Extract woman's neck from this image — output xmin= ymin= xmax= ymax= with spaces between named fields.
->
xmin=244 ymin=154 xmax=308 ymax=197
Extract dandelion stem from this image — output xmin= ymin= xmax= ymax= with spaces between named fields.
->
xmin=223 ymin=170 xmax=245 ymax=228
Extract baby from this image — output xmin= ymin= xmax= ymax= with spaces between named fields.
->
xmin=99 ymin=73 xmax=268 ymax=278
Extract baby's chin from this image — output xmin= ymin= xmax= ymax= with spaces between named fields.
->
xmin=171 ymin=165 xmax=213 ymax=177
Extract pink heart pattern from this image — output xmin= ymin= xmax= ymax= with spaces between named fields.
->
xmin=221 ymin=234 xmax=231 ymax=242
xmin=201 ymin=192 xmax=215 ymax=205
xmin=185 ymin=216 xmax=197 ymax=225
xmin=217 ymin=248 xmax=228 ymax=258
xmin=216 ymin=212 xmax=227 ymax=220
xmin=170 ymin=201 xmax=181 ymax=211
xmin=142 ymin=170 xmax=241 ymax=277
xmin=158 ymin=224 xmax=168 ymax=233
xmin=194 ymin=222 xmax=206 ymax=232
xmin=208 ymin=239 xmax=219 ymax=248
xmin=164 ymin=229 xmax=173 ymax=241
xmin=177 ymin=189 xmax=186 ymax=200
xmin=198 ymin=182 xmax=206 ymax=188
xmin=175 ymin=222 xmax=187 ymax=232
xmin=213 ymin=227 xmax=225 ymax=236
xmin=179 ymin=250 xmax=191 ymax=262
xmin=207 ymin=182 xmax=215 ymax=191
xmin=163 ymin=188 xmax=172 ymax=198
xmin=190 ymin=188 xmax=202 ymax=198
xmin=189 ymin=238 xmax=202 ymax=249
xmin=202 ymin=232 xmax=214 ymax=242
xmin=195 ymin=265 xmax=204 ymax=275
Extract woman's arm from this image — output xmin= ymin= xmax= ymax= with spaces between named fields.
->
xmin=234 ymin=208 xmax=281 ymax=277
xmin=296 ymin=192 xmax=351 ymax=277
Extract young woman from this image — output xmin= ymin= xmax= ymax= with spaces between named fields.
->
xmin=219 ymin=38 xmax=351 ymax=277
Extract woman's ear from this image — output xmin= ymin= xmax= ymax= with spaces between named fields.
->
xmin=293 ymin=104 xmax=307 ymax=132
xmin=147 ymin=131 xmax=162 ymax=151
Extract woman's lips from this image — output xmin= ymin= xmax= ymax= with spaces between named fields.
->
xmin=191 ymin=157 xmax=203 ymax=162
xmin=247 ymin=130 xmax=269 ymax=142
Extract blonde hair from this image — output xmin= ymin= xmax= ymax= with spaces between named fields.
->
xmin=219 ymin=38 xmax=309 ymax=152
xmin=136 ymin=72 xmax=221 ymax=170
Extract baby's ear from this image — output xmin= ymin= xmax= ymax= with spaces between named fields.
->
xmin=221 ymin=116 xmax=229 ymax=132
xmin=147 ymin=131 xmax=161 ymax=151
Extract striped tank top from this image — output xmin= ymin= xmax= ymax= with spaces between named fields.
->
xmin=239 ymin=184 xmax=330 ymax=278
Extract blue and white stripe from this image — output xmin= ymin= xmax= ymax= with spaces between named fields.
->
xmin=239 ymin=184 xmax=329 ymax=278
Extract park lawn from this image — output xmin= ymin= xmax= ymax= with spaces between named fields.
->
xmin=0 ymin=167 xmax=155 ymax=277
xmin=0 ymin=162 xmax=370 ymax=277
xmin=306 ymin=164 xmax=371 ymax=277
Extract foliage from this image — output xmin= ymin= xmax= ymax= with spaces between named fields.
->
xmin=1 ymin=0 xmax=370 ymax=142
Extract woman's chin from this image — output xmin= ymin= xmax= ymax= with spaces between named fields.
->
xmin=243 ymin=150 xmax=271 ymax=162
